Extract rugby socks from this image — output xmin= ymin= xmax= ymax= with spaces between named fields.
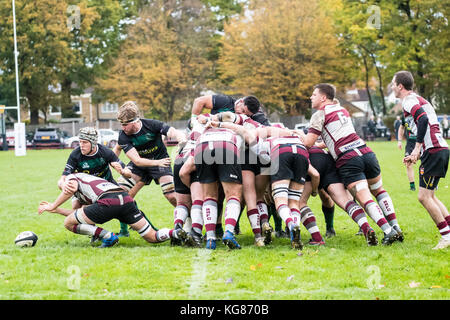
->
xmin=277 ymin=204 xmax=295 ymax=230
xmin=376 ymin=190 xmax=400 ymax=228
xmin=247 ymin=208 xmax=261 ymax=237
xmin=119 ymin=222 xmax=129 ymax=235
xmin=257 ymin=201 xmax=269 ymax=224
xmin=203 ymin=198 xmax=218 ymax=240
xmin=191 ymin=200 xmax=204 ymax=235
xmin=299 ymin=206 xmax=323 ymax=243
xmin=174 ymin=204 xmax=189 ymax=228
xmin=155 ymin=228 xmax=174 ymax=242
xmin=437 ymin=221 xmax=450 ymax=240
xmin=224 ymin=198 xmax=241 ymax=234
xmin=73 ymin=225 xmax=112 ymax=239
xmin=445 ymin=215 xmax=450 ymax=228
xmin=364 ymin=200 xmax=393 ymax=235
xmin=345 ymin=201 xmax=371 ymax=235
xmin=322 ymin=205 xmax=335 ymax=231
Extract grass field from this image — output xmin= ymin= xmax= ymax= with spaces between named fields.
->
xmin=0 ymin=142 xmax=449 ymax=300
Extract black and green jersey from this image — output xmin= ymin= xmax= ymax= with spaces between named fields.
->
xmin=62 ymin=144 xmax=122 ymax=183
xmin=118 ymin=118 xmax=171 ymax=160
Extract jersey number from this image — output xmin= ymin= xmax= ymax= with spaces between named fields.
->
xmin=337 ymin=112 xmax=349 ymax=125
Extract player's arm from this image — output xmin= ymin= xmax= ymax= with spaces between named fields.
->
xmin=167 ymin=127 xmax=188 ymax=145
xmin=397 ymin=124 xmax=405 ymax=150
xmin=299 ymin=132 xmax=319 ymax=148
xmin=125 ymin=148 xmax=171 ymax=168
xmin=192 ymin=95 xmax=213 ymax=116
xmin=308 ymin=164 xmax=320 ymax=196
xmin=179 ymin=155 xmax=196 ymax=187
xmin=105 ymin=148 xmax=131 ymax=178
xmin=210 ymin=120 xmax=257 ymax=146
xmin=38 ymin=180 xmax=78 ymax=215
xmin=214 ymin=111 xmax=239 ymax=124
xmin=112 ymin=143 xmax=122 ymax=157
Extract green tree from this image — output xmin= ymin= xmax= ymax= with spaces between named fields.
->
xmin=218 ymin=0 xmax=353 ymax=115
xmin=334 ymin=0 xmax=450 ymax=113
xmin=96 ymin=0 xmax=216 ymax=121
xmin=0 ymin=1 xmax=136 ymax=124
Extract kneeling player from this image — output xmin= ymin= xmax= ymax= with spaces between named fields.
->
xmin=38 ymin=173 xmax=187 ymax=247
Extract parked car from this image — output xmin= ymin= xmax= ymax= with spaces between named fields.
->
xmin=5 ymin=130 xmax=15 ymax=147
xmin=65 ymin=135 xmax=80 ymax=149
xmin=0 ymin=130 xmax=15 ymax=148
xmin=294 ymin=122 xmax=310 ymax=132
xmin=66 ymin=129 xmax=119 ymax=149
xmin=98 ymin=129 xmax=119 ymax=148
xmin=32 ymin=127 xmax=65 ymax=148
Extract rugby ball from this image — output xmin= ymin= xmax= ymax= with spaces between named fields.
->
xmin=15 ymin=231 xmax=38 ymax=247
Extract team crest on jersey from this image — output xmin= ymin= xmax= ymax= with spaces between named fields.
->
xmin=419 ymin=166 xmax=424 ymax=175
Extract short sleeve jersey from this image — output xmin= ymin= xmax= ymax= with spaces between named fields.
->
xmin=402 ymin=93 xmax=448 ymax=151
xmin=308 ymin=103 xmax=371 ymax=167
xmin=66 ymin=173 xmax=123 ymax=204
xmin=118 ymin=119 xmax=171 ymax=160
xmin=62 ymin=144 xmax=121 ymax=182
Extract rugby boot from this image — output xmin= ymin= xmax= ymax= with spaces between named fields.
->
xmin=185 ymin=231 xmax=203 ymax=248
xmin=222 ymin=231 xmax=241 ymax=250
xmin=325 ymin=228 xmax=336 ymax=238
xmin=99 ymin=233 xmax=119 ymax=248
xmin=174 ymin=228 xmax=188 ymax=243
xmin=275 ymin=229 xmax=289 ymax=238
xmin=261 ymin=221 xmax=273 ymax=245
xmin=365 ymin=228 xmax=378 ymax=246
xmin=290 ymin=225 xmax=303 ymax=250
xmin=254 ymin=236 xmax=265 ymax=247
xmin=382 ymin=228 xmax=399 ymax=245
xmin=205 ymin=238 xmax=216 ymax=250
xmin=393 ymin=225 xmax=404 ymax=242
xmin=308 ymin=239 xmax=325 ymax=246
xmin=170 ymin=224 xmax=183 ymax=246
xmin=432 ymin=238 xmax=450 ymax=250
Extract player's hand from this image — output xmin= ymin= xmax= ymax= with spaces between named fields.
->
xmin=197 ymin=114 xmax=209 ymax=125
xmin=38 ymin=201 xmax=55 ymax=215
xmin=157 ymin=157 xmax=172 ymax=167
xmin=121 ymin=167 xmax=132 ymax=179
xmin=62 ymin=180 xmax=77 ymax=195
xmin=209 ymin=121 xmax=220 ymax=128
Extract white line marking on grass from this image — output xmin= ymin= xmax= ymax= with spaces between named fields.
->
xmin=187 ymin=249 xmax=212 ymax=298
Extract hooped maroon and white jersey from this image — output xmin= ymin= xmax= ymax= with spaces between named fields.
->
xmin=198 ymin=127 xmax=244 ymax=150
xmin=263 ymin=135 xmax=309 ymax=158
xmin=66 ymin=173 xmax=123 ymax=204
xmin=402 ymin=93 xmax=448 ymax=152
xmin=308 ymin=103 xmax=371 ymax=167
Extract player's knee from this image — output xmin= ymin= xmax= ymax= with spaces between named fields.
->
xmin=272 ymin=183 xmax=289 ymax=200
xmin=349 ymin=180 xmax=369 ymax=198
xmin=161 ymin=181 xmax=175 ymax=196
xmin=369 ymin=178 xmax=383 ymax=194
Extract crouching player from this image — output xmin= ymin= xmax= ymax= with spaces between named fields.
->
xmin=38 ymin=173 xmax=187 ymax=247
